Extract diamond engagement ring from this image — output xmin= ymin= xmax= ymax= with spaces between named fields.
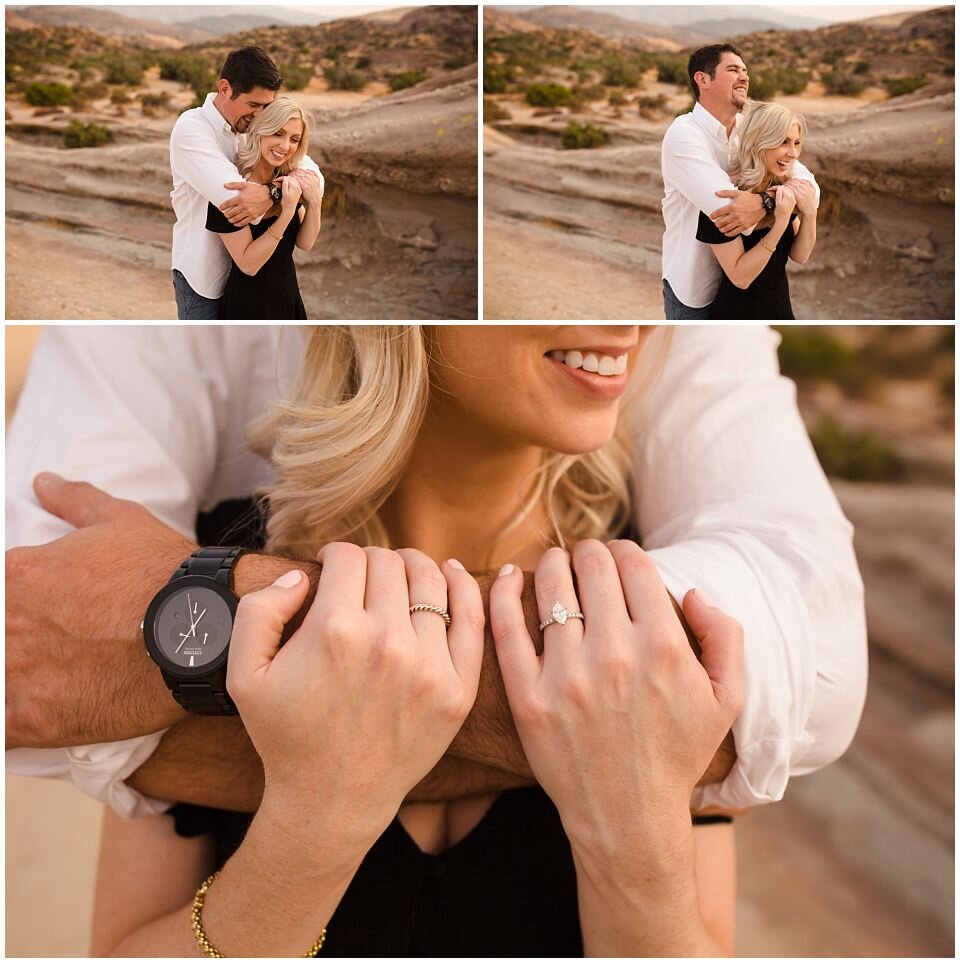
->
xmin=538 ymin=601 xmax=585 ymax=631
xmin=409 ymin=603 xmax=451 ymax=626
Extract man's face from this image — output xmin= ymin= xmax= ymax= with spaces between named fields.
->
xmin=699 ymin=52 xmax=749 ymax=112
xmin=218 ymin=81 xmax=276 ymax=133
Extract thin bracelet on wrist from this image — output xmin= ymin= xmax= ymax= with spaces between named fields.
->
xmin=191 ymin=872 xmax=327 ymax=957
xmin=760 ymin=237 xmax=777 ymax=253
xmin=268 ymin=226 xmax=284 ymax=241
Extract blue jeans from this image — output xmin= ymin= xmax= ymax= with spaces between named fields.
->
xmin=172 ymin=270 xmax=221 ymax=320
xmin=662 ymin=279 xmax=712 ymax=320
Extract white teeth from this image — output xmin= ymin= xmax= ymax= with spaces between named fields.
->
xmin=550 ymin=349 xmax=628 ymax=376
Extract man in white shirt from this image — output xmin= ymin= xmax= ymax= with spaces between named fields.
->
xmin=5 ymin=327 xmax=867 ymax=818
xmin=660 ymin=44 xmax=819 ymax=318
xmin=170 ymin=47 xmax=324 ymax=319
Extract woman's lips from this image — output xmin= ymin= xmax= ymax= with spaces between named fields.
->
xmin=545 ymin=354 xmax=629 ymax=400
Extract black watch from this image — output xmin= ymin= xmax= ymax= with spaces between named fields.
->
xmin=267 ymin=182 xmax=282 ymax=204
xmin=760 ymin=191 xmax=776 ymax=215
xmin=142 ymin=548 xmax=246 ymax=715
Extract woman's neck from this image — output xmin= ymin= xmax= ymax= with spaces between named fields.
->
xmin=380 ymin=402 xmax=552 ymax=572
xmin=249 ymin=160 xmax=277 ymax=185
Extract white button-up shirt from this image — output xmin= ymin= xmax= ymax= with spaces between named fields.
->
xmin=661 ymin=102 xmax=819 ymax=309
xmin=5 ymin=326 xmax=867 ymax=816
xmin=170 ymin=93 xmax=321 ymax=299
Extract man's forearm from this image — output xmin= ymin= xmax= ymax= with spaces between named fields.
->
xmin=129 ymin=552 xmax=736 ymax=808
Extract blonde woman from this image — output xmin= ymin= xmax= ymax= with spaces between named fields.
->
xmin=205 ymin=97 xmax=322 ymax=319
xmin=696 ymin=102 xmax=818 ymax=319
xmin=90 ymin=327 xmax=743 ymax=956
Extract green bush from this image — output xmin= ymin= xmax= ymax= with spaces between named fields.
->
xmin=281 ymin=63 xmax=313 ymax=91
xmin=323 ymin=65 xmax=367 ymax=91
xmin=775 ymin=328 xmax=874 ymax=395
xmin=602 ymin=61 xmax=639 ymax=87
xmin=821 ymin=70 xmax=865 ymax=96
xmin=484 ymin=62 xmax=512 ymax=94
xmin=655 ymin=56 xmax=688 ymax=86
xmin=747 ymin=71 xmax=777 ymax=100
xmin=636 ymin=94 xmax=668 ymax=119
xmin=809 ymin=415 xmax=904 ymax=482
xmin=776 ymin=68 xmax=811 ymax=95
xmin=483 ymin=97 xmax=510 ymax=123
xmin=388 ymin=69 xmax=427 ymax=91
xmin=102 ymin=55 xmax=144 ymax=87
xmin=853 ymin=60 xmax=870 ymax=75
xmin=354 ymin=56 xmax=372 ymax=70
xmin=25 ymin=81 xmax=74 ymax=107
xmin=525 ymin=82 xmax=571 ymax=108
xmin=884 ymin=74 xmax=927 ymax=97
xmin=608 ymin=91 xmax=626 ymax=106
xmin=561 ymin=120 xmax=608 ymax=150
xmin=63 ymin=119 xmax=112 ymax=148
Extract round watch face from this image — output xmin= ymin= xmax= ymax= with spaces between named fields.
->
xmin=146 ymin=579 xmax=235 ymax=672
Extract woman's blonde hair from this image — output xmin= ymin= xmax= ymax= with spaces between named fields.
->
xmin=236 ymin=96 xmax=309 ymax=179
xmin=247 ymin=327 xmax=671 ymax=564
xmin=731 ymin=101 xmax=806 ymax=193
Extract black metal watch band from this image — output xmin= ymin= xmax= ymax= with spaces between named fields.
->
xmin=171 ymin=546 xmax=246 ymax=586
xmin=165 ymin=548 xmax=245 ymax=715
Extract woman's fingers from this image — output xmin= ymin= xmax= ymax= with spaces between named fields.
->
xmin=395 ymin=547 xmax=447 ymax=649
xmin=489 ymin=564 xmax=540 ymax=698
xmin=309 ymin=542 xmax=367 ymax=627
xmin=365 ymin=546 xmax=413 ymax=624
xmin=228 ymin=569 xmax=310 ymax=687
xmin=570 ymin=539 xmax=626 ymax=642
xmin=534 ymin=547 xmax=583 ymax=662
xmin=440 ymin=559 xmax=485 ymax=690
xmin=682 ymin=589 xmax=745 ymax=718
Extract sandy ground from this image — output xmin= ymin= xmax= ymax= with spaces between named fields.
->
xmin=5 ymin=220 xmax=177 ymax=320
xmin=484 ymin=217 xmax=663 ymax=320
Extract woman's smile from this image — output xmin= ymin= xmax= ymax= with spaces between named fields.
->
xmin=546 ymin=346 xmax=632 ymax=400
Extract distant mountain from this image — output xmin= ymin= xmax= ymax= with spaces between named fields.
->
xmin=180 ymin=14 xmax=311 ymax=36
xmin=97 ymin=5 xmax=332 ymax=27
xmin=517 ymin=5 xmax=710 ymax=51
xmin=7 ymin=5 xmax=211 ymax=47
xmin=509 ymin=5 xmax=829 ymax=33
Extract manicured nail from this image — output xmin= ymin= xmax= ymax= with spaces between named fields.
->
xmin=273 ymin=570 xmax=303 ymax=588
xmin=35 ymin=471 xmax=62 ymax=487
xmin=694 ymin=587 xmax=717 ymax=607
xmin=498 ymin=563 xmax=515 ymax=577
xmin=447 ymin=558 xmax=465 ymax=571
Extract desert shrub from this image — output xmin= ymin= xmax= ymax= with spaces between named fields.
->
xmin=655 ymin=56 xmax=687 ymax=86
xmin=775 ymin=328 xmax=877 ymax=396
xmin=110 ymin=88 xmax=130 ymax=105
xmin=575 ymin=83 xmax=606 ymax=102
xmin=25 ymin=81 xmax=74 ymax=107
xmin=608 ymin=90 xmax=626 ymax=106
xmin=525 ymin=82 xmax=571 ymax=108
xmin=140 ymin=91 xmax=171 ymax=116
xmin=561 ymin=121 xmax=608 ymax=149
xmin=101 ymin=55 xmax=144 ymax=87
xmin=157 ymin=53 xmax=216 ymax=107
xmin=853 ymin=60 xmax=870 ymax=75
xmin=64 ymin=119 xmax=112 ymax=148
xmin=388 ymin=69 xmax=427 ymax=91
xmin=483 ymin=97 xmax=510 ymax=123
xmin=75 ymin=82 xmax=109 ymax=101
xmin=944 ymin=65 xmax=954 ymax=77
xmin=323 ymin=64 xmax=367 ymax=91
xmin=602 ymin=61 xmax=639 ymax=87
xmin=747 ymin=71 xmax=777 ymax=100
xmin=443 ymin=52 xmax=474 ymax=70
xmin=884 ymin=74 xmax=927 ymax=97
xmin=776 ymin=68 xmax=811 ymax=95
xmin=484 ymin=62 xmax=512 ymax=94
xmin=821 ymin=70 xmax=865 ymax=96
xmin=354 ymin=56 xmax=372 ymax=70
xmin=281 ymin=63 xmax=313 ymax=91
xmin=809 ymin=415 xmax=904 ymax=481
xmin=635 ymin=93 xmax=668 ymax=119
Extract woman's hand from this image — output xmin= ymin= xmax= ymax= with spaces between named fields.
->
xmin=789 ymin=179 xmax=817 ymax=218
xmin=226 ymin=543 xmax=484 ymax=855
xmin=289 ymin=168 xmax=323 ymax=206
xmin=773 ymin=184 xmax=797 ymax=222
xmin=490 ymin=540 xmax=744 ymax=860
xmin=278 ymin=174 xmax=302 ymax=214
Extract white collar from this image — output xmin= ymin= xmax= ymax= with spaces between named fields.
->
xmin=202 ymin=92 xmax=235 ymax=136
xmin=692 ymin=101 xmax=741 ymax=142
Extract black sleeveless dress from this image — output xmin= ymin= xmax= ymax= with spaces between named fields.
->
xmin=206 ymin=201 xmax=307 ymax=320
xmin=697 ymin=210 xmax=799 ymax=320
xmin=169 ymin=497 xmax=730 ymax=956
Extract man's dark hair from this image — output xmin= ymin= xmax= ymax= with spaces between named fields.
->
xmin=687 ymin=43 xmax=744 ymax=101
xmin=220 ymin=46 xmax=282 ymax=97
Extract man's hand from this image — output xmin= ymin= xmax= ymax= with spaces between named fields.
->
xmin=219 ymin=181 xmax=273 ymax=227
xmin=5 ymin=474 xmax=195 ymax=749
xmin=710 ymin=189 xmax=765 ymax=237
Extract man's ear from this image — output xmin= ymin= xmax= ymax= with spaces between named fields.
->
xmin=217 ymin=78 xmax=232 ymax=98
